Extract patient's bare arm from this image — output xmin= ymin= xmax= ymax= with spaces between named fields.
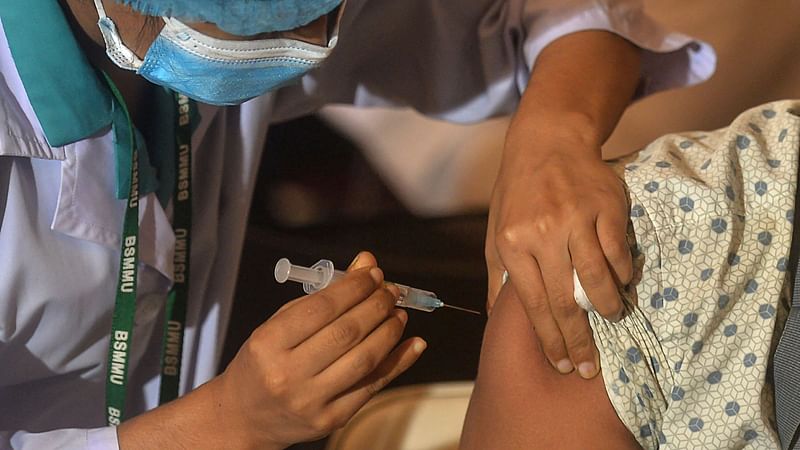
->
xmin=459 ymin=285 xmax=640 ymax=450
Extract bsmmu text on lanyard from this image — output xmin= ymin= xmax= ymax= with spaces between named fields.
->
xmin=103 ymin=75 xmax=195 ymax=426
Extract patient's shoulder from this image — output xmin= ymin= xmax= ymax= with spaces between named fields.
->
xmin=460 ymin=286 xmax=640 ymax=450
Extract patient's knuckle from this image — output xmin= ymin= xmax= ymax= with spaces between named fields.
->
xmin=603 ymin=237 xmax=630 ymax=264
xmin=524 ymin=296 xmax=550 ymax=316
xmin=318 ymin=410 xmax=349 ymax=433
xmin=566 ymin=331 xmax=593 ymax=354
xmin=597 ymin=301 xmax=624 ymax=321
xmin=330 ymin=413 xmax=351 ymax=430
xmin=550 ymin=293 xmax=578 ymax=317
xmin=538 ymin=336 xmax=566 ymax=360
xmin=575 ymin=260 xmax=605 ymax=289
xmin=286 ymin=394 xmax=315 ymax=417
xmin=531 ymin=214 xmax=563 ymax=238
xmin=496 ymin=226 xmax=523 ymax=250
xmin=311 ymin=413 xmax=336 ymax=434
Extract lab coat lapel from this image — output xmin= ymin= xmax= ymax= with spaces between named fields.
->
xmin=53 ymin=132 xmax=177 ymax=284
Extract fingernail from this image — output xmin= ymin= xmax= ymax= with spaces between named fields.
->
xmin=413 ymin=339 xmax=427 ymax=354
xmin=556 ymin=359 xmax=574 ymax=374
xmin=578 ymin=362 xmax=597 ymax=379
xmin=348 ymin=253 xmax=361 ymax=270
xmin=395 ymin=309 xmax=408 ymax=325
xmin=369 ymin=267 xmax=383 ymax=284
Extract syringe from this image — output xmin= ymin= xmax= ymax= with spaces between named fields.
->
xmin=274 ymin=258 xmax=480 ymax=315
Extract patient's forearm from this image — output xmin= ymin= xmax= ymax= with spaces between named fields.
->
xmin=511 ymin=30 xmax=641 ymax=157
xmin=459 ymin=285 xmax=640 ymax=450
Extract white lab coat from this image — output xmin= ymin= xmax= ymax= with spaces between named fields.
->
xmin=0 ymin=1 xmax=713 ymax=448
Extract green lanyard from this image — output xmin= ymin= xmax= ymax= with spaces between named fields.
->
xmin=103 ymin=75 xmax=194 ymax=425
xmin=158 ymin=92 xmax=193 ymax=405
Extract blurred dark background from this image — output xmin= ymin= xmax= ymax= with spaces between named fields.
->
xmin=219 ymin=115 xmax=489 ymax=450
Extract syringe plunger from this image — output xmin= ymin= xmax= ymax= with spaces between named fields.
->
xmin=274 ymin=258 xmax=337 ymax=294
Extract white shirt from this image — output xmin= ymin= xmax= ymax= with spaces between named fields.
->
xmin=0 ymin=1 xmax=714 ymax=448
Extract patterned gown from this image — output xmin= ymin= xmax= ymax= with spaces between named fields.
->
xmin=591 ymin=101 xmax=800 ymax=449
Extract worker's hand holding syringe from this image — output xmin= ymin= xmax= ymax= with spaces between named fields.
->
xmin=121 ymin=252 xmax=427 ymax=449
xmin=221 ymin=252 xmax=426 ymax=448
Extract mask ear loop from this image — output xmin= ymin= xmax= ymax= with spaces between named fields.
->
xmin=94 ymin=0 xmax=145 ymax=71
xmin=326 ymin=0 xmax=347 ymax=48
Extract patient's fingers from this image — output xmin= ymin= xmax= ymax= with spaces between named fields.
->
xmin=535 ymin=238 xmax=599 ymax=379
xmin=569 ymin=229 xmax=624 ymax=321
xmin=596 ymin=202 xmax=633 ymax=287
xmin=504 ymin=254 xmax=572 ymax=374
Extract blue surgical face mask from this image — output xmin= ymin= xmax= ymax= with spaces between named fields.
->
xmin=93 ymin=0 xmax=341 ymax=105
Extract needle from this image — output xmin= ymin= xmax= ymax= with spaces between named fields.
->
xmin=275 ymin=257 xmax=483 ymax=315
xmin=442 ymin=303 xmax=482 ymax=315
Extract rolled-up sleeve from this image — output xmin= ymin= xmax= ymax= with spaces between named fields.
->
xmin=271 ymin=0 xmax=715 ymax=123
xmin=519 ymin=0 xmax=715 ymax=97
xmin=1 ymin=427 xmax=119 ymax=450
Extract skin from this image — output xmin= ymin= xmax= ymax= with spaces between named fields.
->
xmin=59 ymin=2 xmax=425 ymax=448
xmin=485 ymin=30 xmax=641 ymax=379
xmin=459 ymin=284 xmax=641 ymax=449
xmin=60 ymin=0 xmax=644 ymax=443
xmin=66 ymin=0 xmax=642 ymax=384
xmin=119 ymin=252 xmax=426 ymax=450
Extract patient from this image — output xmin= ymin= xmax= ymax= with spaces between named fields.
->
xmin=460 ymin=100 xmax=800 ymax=449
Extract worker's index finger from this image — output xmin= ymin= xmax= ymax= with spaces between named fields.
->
xmin=271 ymin=267 xmax=383 ymax=348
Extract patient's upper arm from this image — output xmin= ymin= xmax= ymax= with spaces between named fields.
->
xmin=459 ymin=284 xmax=640 ymax=450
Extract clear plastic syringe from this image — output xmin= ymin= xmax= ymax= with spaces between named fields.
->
xmin=274 ymin=258 xmax=480 ymax=314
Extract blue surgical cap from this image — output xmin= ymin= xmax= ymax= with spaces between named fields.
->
xmin=118 ymin=0 xmax=343 ymax=35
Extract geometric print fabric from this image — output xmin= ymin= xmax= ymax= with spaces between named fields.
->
xmin=589 ymin=101 xmax=800 ymax=449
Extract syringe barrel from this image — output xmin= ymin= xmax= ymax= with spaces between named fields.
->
xmin=274 ymin=257 xmax=441 ymax=312
xmin=394 ymin=284 xmax=441 ymax=312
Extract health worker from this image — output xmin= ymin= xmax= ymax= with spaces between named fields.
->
xmin=0 ymin=0 xmax=714 ymax=449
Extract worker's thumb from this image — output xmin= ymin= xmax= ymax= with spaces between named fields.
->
xmin=347 ymin=251 xmax=378 ymax=272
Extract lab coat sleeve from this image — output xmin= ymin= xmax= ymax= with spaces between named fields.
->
xmin=1 ymin=427 xmax=119 ymax=450
xmin=516 ymin=0 xmax=715 ymax=99
xmin=270 ymin=0 xmax=715 ymax=123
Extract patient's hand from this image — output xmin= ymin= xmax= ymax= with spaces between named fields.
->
xmin=486 ymin=142 xmax=632 ymax=378
xmin=485 ymin=31 xmax=638 ymax=380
